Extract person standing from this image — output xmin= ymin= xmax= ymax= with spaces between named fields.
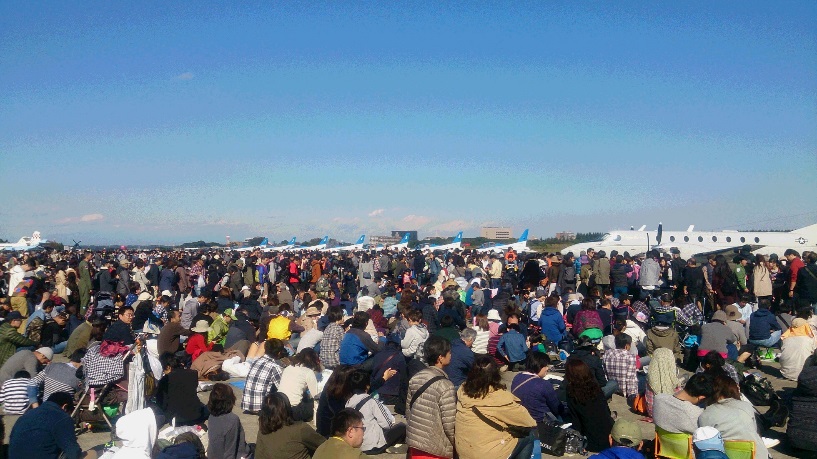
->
xmin=78 ymin=252 xmax=93 ymax=313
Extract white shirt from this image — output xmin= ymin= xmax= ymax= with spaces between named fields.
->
xmin=277 ymin=365 xmax=318 ymax=407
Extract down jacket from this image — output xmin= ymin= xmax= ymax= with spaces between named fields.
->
xmin=406 ymin=367 xmax=457 ymax=458
xmin=788 ymin=365 xmax=817 ymax=452
xmin=455 ymin=386 xmax=536 ymax=459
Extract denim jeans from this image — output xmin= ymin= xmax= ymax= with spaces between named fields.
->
xmin=602 ymin=380 xmax=619 ymax=399
xmin=613 ymin=286 xmax=628 ymax=299
xmin=749 ymin=329 xmax=782 ymax=348
xmin=508 ymin=432 xmax=535 ymax=459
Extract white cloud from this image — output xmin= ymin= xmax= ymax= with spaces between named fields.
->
xmin=175 ymin=72 xmax=195 ymax=80
xmin=402 ymin=214 xmax=431 ymax=227
xmin=368 ymin=209 xmax=385 ymax=217
xmin=80 ymin=213 xmax=104 ymax=222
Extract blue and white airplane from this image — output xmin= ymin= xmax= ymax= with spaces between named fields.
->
xmin=234 ymin=237 xmax=269 ymax=252
xmin=267 ymin=237 xmax=297 ymax=252
xmin=0 ymin=232 xmax=46 ymax=251
xmin=420 ymin=232 xmax=463 ymax=252
xmin=476 ymin=229 xmax=530 ymax=253
xmin=388 ymin=233 xmax=412 ymax=251
xmin=310 ymin=236 xmax=329 ymax=251
xmin=326 ymin=235 xmax=366 ymax=252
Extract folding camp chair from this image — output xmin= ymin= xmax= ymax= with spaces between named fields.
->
xmin=654 ymin=426 xmax=693 ymax=459
xmin=723 ymin=440 xmax=755 ymax=459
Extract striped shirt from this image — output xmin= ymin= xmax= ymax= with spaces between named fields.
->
xmin=0 ymin=377 xmax=31 ymax=415
xmin=31 ymin=363 xmax=82 ymax=403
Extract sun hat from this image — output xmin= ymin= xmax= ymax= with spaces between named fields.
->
xmin=487 ymin=309 xmax=502 ymax=321
xmin=191 ymin=320 xmax=211 ymax=333
xmin=724 ymin=304 xmax=741 ymax=320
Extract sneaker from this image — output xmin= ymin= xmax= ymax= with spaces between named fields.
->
xmin=386 ymin=444 xmax=408 ymax=454
xmin=762 ymin=437 xmax=780 ymax=448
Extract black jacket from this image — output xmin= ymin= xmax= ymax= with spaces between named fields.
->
xmin=568 ymin=347 xmax=607 ymax=387
xmin=796 ymin=264 xmax=817 ymax=303
xmin=788 ymin=365 xmax=817 ymax=452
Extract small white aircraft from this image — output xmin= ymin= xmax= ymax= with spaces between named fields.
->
xmin=476 ymin=229 xmax=530 ymax=253
xmin=561 ymin=223 xmax=817 ymax=260
xmin=309 ymin=236 xmax=329 ymax=251
xmin=325 ymin=235 xmax=366 ymax=253
xmin=233 ymin=238 xmax=269 ymax=253
xmin=265 ymin=237 xmax=296 ymax=252
xmin=420 ymin=232 xmax=463 ymax=252
xmin=387 ymin=233 xmax=412 ymax=251
xmin=0 ymin=232 xmax=46 ymax=251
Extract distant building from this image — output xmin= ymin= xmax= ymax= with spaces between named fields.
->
xmin=555 ymin=231 xmax=576 ymax=241
xmin=391 ymin=230 xmax=418 ymax=241
xmin=370 ymin=231 xmax=418 ymax=246
xmin=481 ymin=227 xmax=513 ymax=240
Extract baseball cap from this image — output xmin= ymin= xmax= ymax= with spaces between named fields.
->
xmin=35 ymin=347 xmax=54 ymax=361
xmin=610 ymin=419 xmax=642 ymax=446
xmin=5 ymin=311 xmax=23 ymax=321
xmin=693 ymin=426 xmax=724 ymax=452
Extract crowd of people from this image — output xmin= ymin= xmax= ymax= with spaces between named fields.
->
xmin=0 ymin=242 xmax=816 ymax=459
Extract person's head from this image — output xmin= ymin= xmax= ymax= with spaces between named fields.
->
xmin=758 ymin=297 xmax=771 ymax=310
xmin=525 ymin=351 xmax=551 ymax=377
xmin=683 ymin=373 xmax=715 ymax=403
xmin=423 ymin=335 xmax=452 ymax=367
xmin=207 ymin=383 xmax=236 ymax=416
xmin=326 ymin=306 xmax=344 ymax=324
xmin=565 ymin=359 xmax=601 ymax=404
xmin=407 ymin=309 xmax=423 ymax=325
xmin=47 ymin=391 xmax=75 ymax=413
xmin=118 ymin=305 xmax=134 ymax=324
xmin=160 ymin=352 xmax=183 ymax=374
xmin=167 ymin=309 xmax=181 ymax=323
xmin=331 ymin=408 xmax=366 ymax=448
xmin=6 ymin=311 xmax=23 ymax=328
xmin=581 ymin=298 xmax=596 ymax=311
xmin=784 ymin=249 xmax=800 ymax=261
xmin=460 ymin=327 xmax=477 ymax=347
xmin=348 ymin=369 xmax=370 ymax=394
xmin=264 ymin=338 xmax=287 ymax=359
xmin=34 ymin=347 xmax=53 ymax=364
xmin=614 ymin=332 xmax=632 ymax=350
xmin=293 ymin=348 xmax=322 ymax=372
xmin=13 ymin=370 xmax=30 ymax=379
xmin=609 ymin=419 xmax=643 ymax=449
xmin=259 ymin=392 xmax=294 ymax=435
xmin=462 ymin=354 xmax=505 ymax=399
xmin=69 ymin=349 xmax=86 ymax=365
xmin=351 ymin=311 xmax=369 ymax=330
xmin=710 ymin=373 xmax=741 ymax=403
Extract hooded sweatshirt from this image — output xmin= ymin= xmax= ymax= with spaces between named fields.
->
xmin=646 ymin=326 xmax=681 ymax=357
xmin=748 ymin=309 xmax=781 ymax=341
xmin=112 ymin=408 xmax=157 ymax=459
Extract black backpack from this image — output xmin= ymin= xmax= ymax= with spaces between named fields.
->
xmin=741 ymin=373 xmax=776 ymax=406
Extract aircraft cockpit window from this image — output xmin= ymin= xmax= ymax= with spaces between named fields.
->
xmin=613 ymin=235 xmax=621 ymax=242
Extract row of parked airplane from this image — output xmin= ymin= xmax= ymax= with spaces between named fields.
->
xmin=0 ymin=232 xmax=46 ymax=251
xmin=232 ymin=230 xmax=534 ymax=254
xmin=561 ymin=223 xmax=817 ymax=260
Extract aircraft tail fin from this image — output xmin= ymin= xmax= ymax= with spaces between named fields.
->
xmin=288 ymin=237 xmax=296 ymax=245
xmin=794 ymin=223 xmax=817 ymax=237
xmin=399 ymin=233 xmax=410 ymax=244
xmin=259 ymin=238 xmax=268 ymax=247
xmin=319 ymin=236 xmax=328 ymax=245
xmin=356 ymin=235 xmax=365 ymax=244
xmin=452 ymin=232 xmax=463 ymax=243
xmin=518 ymin=229 xmax=529 ymax=242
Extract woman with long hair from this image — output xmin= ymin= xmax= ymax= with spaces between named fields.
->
xmin=315 ymin=365 xmax=355 ymax=437
xmin=698 ymin=374 xmax=769 ymax=459
xmin=645 ymin=348 xmax=680 ymax=417
xmin=753 ymin=254 xmax=773 ymax=303
xmin=255 ymin=392 xmax=325 ymax=459
xmin=471 ymin=314 xmax=491 ymax=355
xmin=564 ymin=359 xmax=614 ymax=452
xmin=277 ymin=348 xmax=323 ymax=422
xmin=455 ymin=355 xmax=536 ymax=459
xmin=712 ymin=255 xmax=738 ymax=308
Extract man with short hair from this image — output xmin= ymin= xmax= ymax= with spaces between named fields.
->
xmin=602 ymin=333 xmax=639 ymax=399
xmin=158 ymin=310 xmax=190 ymax=356
xmin=786 ymin=249 xmax=805 ymax=300
xmin=748 ymin=298 xmax=782 ymax=347
xmin=9 ymin=391 xmax=84 ymax=459
xmin=0 ymin=345 xmax=51 ymax=385
xmin=446 ymin=328 xmax=475 ymax=388
xmin=406 ymin=336 xmax=457 ymax=459
xmin=653 ymin=373 xmax=714 ymax=434
xmin=588 ymin=419 xmax=646 ymax=459
xmin=29 ymin=349 xmax=85 ymax=407
xmin=313 ymin=408 xmax=368 ymax=459
xmin=241 ymin=338 xmax=287 ymax=413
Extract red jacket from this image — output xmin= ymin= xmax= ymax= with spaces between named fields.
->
xmin=185 ymin=333 xmax=212 ymax=361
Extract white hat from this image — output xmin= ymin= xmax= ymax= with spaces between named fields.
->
xmin=191 ymin=320 xmax=211 ymax=333
xmin=487 ymin=309 xmax=502 ymax=321
xmin=35 ymin=347 xmax=54 ymax=361
xmin=240 ymin=285 xmax=250 ymax=292
xmin=142 ymin=322 xmax=161 ymax=335
xmin=161 ymin=290 xmax=173 ymax=298
xmin=693 ymin=426 xmax=724 ymax=452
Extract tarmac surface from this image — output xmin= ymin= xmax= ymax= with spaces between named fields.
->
xmin=0 ymin=356 xmax=804 ymax=458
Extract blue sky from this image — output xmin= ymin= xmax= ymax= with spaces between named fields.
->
xmin=1 ymin=1 xmax=815 ymax=245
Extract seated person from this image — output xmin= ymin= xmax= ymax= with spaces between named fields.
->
xmin=339 ymin=312 xmax=384 ymax=370
xmin=103 ymin=306 xmax=136 ymax=346
xmin=748 ymin=298 xmax=782 ymax=348
xmin=653 ymin=373 xmax=714 ymax=434
xmin=787 ymin=363 xmax=817 ymax=454
xmin=0 ymin=370 xmax=32 ymax=415
xmin=206 ymin=383 xmax=251 ymax=459
xmin=156 ymin=353 xmax=208 ymax=426
xmin=8 ymin=392 xmax=84 ymax=459
xmin=345 ymin=369 xmax=406 ymax=455
xmin=588 ymin=419 xmax=646 ymax=459
xmin=602 ymin=334 xmax=640 ymax=401
xmin=313 ymin=408 xmax=368 ymax=459
xmin=185 ymin=320 xmax=214 ymax=362
xmin=511 ymin=350 xmax=564 ymax=423
xmin=278 ymin=348 xmax=323 ymax=422
xmin=28 ymin=349 xmax=85 ymax=407
xmin=255 ymin=392 xmax=326 ymax=458
xmin=497 ymin=323 xmax=528 ymax=371
xmin=0 ymin=346 xmax=52 ymax=385
xmin=241 ymin=338 xmax=288 ymax=414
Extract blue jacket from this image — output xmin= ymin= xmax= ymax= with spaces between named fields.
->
xmin=498 ymin=330 xmax=529 ymax=363
xmin=446 ymin=338 xmax=475 ymax=387
xmin=9 ymin=401 xmax=82 ymax=459
xmin=748 ymin=309 xmax=781 ymax=341
xmin=339 ymin=328 xmax=383 ymax=365
xmin=539 ymin=307 xmax=567 ymax=344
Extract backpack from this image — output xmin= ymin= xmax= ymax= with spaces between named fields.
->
xmin=316 ymin=275 xmax=330 ymax=292
xmin=741 ymin=373 xmax=776 ymax=406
